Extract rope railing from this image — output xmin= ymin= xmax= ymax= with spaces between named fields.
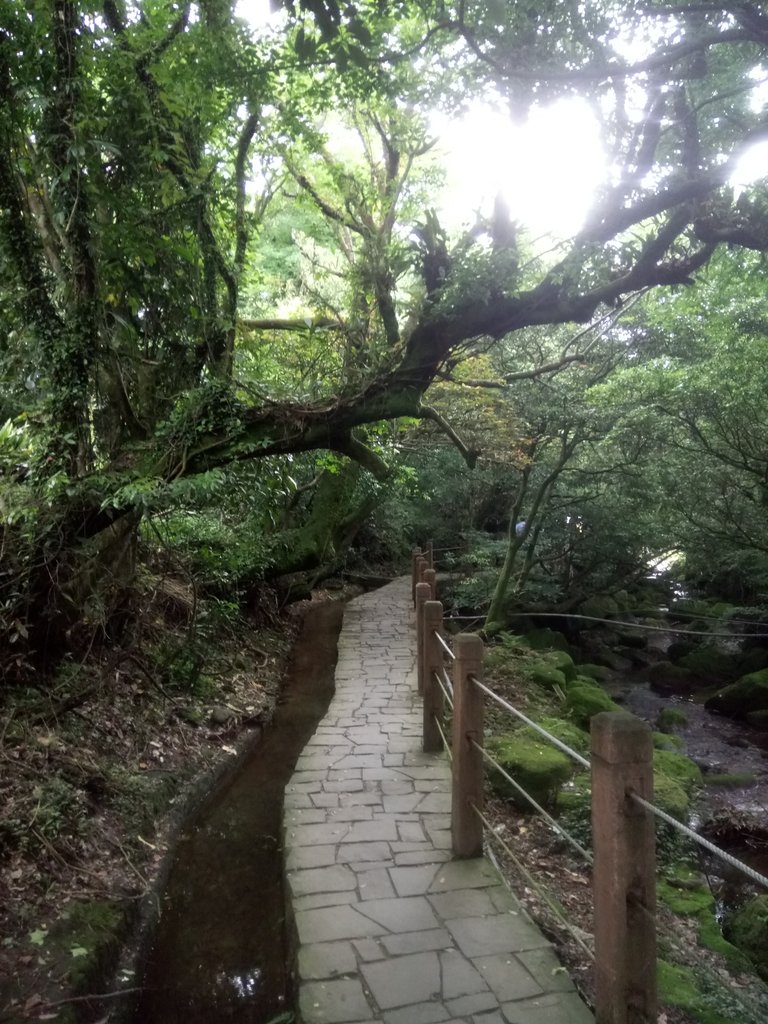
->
xmin=505 ymin=611 xmax=768 ymax=640
xmin=629 ymin=791 xmax=768 ymax=891
xmin=470 ymin=674 xmax=591 ymax=769
xmin=470 ymin=736 xmax=593 ymax=864
xmin=433 ymin=713 xmax=453 ymax=762
xmin=411 ymin=543 xmax=768 ymax=1023
xmin=470 ymin=802 xmax=596 ymax=963
xmin=433 ymin=629 xmax=456 ymax=660
xmin=433 ymin=669 xmax=454 ymax=710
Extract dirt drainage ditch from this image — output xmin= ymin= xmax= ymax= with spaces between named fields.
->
xmin=131 ymin=599 xmax=345 ymax=1024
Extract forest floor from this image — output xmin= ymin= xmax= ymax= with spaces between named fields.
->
xmin=0 ymin=574 xmax=311 ymax=1023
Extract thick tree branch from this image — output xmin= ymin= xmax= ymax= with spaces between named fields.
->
xmin=418 ymin=405 xmax=478 ymax=468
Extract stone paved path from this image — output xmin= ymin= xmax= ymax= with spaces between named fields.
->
xmin=283 ymin=576 xmax=594 ymax=1024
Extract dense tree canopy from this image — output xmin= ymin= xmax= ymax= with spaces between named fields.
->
xmin=3 ymin=0 xmax=768 ymax=669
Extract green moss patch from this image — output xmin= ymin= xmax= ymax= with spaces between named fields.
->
xmin=658 ymin=878 xmax=715 ymax=915
xmin=679 ymin=646 xmax=740 ymax=686
xmin=564 ymin=681 xmax=624 ymax=727
xmin=486 ymin=732 xmax=573 ymax=810
xmin=653 ymin=748 xmax=702 ymax=792
xmin=522 ymin=628 xmax=572 ymax=653
xmin=521 ymin=716 xmax=590 ymax=755
xmin=705 ymin=668 xmax=768 ymax=719
xmin=653 ymin=732 xmax=685 ymax=752
xmin=656 ymin=707 xmax=688 ymax=731
xmin=705 ymin=772 xmax=756 ymax=788
xmin=574 ymin=662 xmax=612 ymax=682
xmin=725 ymin=895 xmax=768 ymax=979
xmin=531 ymin=664 xmax=567 ymax=691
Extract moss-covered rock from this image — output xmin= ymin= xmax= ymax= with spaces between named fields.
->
xmin=678 ymin=645 xmax=740 ymax=686
xmin=521 ymin=716 xmax=590 ymax=755
xmin=648 ymin=661 xmax=695 ymax=695
xmin=658 ymin=878 xmax=714 ymax=915
xmin=578 ymin=594 xmax=620 ymax=621
xmin=615 ymin=629 xmax=648 ymax=650
xmin=724 ymin=895 xmax=768 ymax=979
xmin=486 ymin=732 xmax=572 ymax=809
xmin=705 ymin=668 xmax=768 ymax=719
xmin=657 ymin=706 xmax=688 ymax=732
xmin=653 ymin=748 xmax=702 ymax=792
xmin=574 ymin=662 xmax=612 ymax=682
xmin=667 ymin=639 xmax=696 ymax=663
xmin=746 ymin=708 xmax=768 ymax=727
xmin=544 ymin=649 xmax=577 ymax=681
xmin=736 ymin=646 xmax=768 ymax=676
xmin=656 ymin=960 xmax=732 ymax=1023
xmin=531 ymin=664 xmax=567 ymax=691
xmin=653 ymin=731 xmax=685 ymax=752
xmin=522 ymin=628 xmax=571 ymax=653
xmin=697 ymin=915 xmax=751 ymax=971
xmin=564 ymin=681 xmax=624 ymax=727
xmin=652 ymin=773 xmax=690 ymax=819
xmin=705 ymin=772 xmax=756 ymax=788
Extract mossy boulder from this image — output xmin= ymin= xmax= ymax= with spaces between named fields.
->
xmin=705 ymin=668 xmax=768 ymax=719
xmin=656 ymin=960 xmax=731 ymax=1023
xmin=486 ymin=733 xmax=572 ymax=809
xmin=578 ymin=594 xmax=620 ymax=621
xmin=615 ymin=629 xmax=648 ymax=650
xmin=521 ymin=716 xmax=590 ymax=755
xmin=544 ymin=649 xmax=577 ymax=681
xmin=564 ymin=681 xmax=624 ymax=727
xmin=667 ymin=639 xmax=696 ymax=663
xmin=653 ymin=748 xmax=702 ymax=792
xmin=724 ymin=895 xmax=768 ymax=979
xmin=746 ymin=708 xmax=768 ymax=727
xmin=678 ymin=645 xmax=740 ymax=686
xmin=656 ymin=706 xmax=688 ymax=732
xmin=522 ymin=628 xmax=571 ymax=653
xmin=652 ymin=773 xmax=690 ymax=819
xmin=648 ymin=661 xmax=695 ymax=695
xmin=705 ymin=772 xmax=756 ymax=788
xmin=658 ymin=877 xmax=714 ymax=915
xmin=531 ymin=664 xmax=567 ymax=691
xmin=653 ymin=731 xmax=685 ymax=752
xmin=736 ymin=646 xmax=768 ymax=675
xmin=575 ymin=662 xmax=612 ymax=682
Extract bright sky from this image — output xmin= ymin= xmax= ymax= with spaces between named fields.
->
xmin=433 ymin=100 xmax=606 ymax=238
xmin=234 ymin=0 xmax=768 ymax=237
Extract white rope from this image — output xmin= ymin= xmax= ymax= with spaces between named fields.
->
xmin=505 ymin=611 xmax=768 ymax=640
xmin=629 ymin=791 xmax=768 ymax=890
xmin=470 ymin=802 xmax=596 ymax=962
xmin=434 ymin=714 xmax=453 ymax=761
xmin=433 ymin=630 xmax=456 ymax=660
xmin=470 ymin=738 xmax=592 ymax=864
xmin=470 ymin=675 xmax=591 ymax=769
xmin=433 ymin=669 xmax=454 ymax=710
xmin=440 ymin=665 xmax=454 ymax=700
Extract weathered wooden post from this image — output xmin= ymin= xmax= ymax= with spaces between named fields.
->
xmin=591 ymin=712 xmax=656 ymax=1024
xmin=451 ymin=633 xmax=484 ymax=858
xmin=415 ymin=581 xmax=430 ymax=695
xmin=411 ymin=547 xmax=423 ymax=605
xmin=423 ymin=567 xmax=437 ymax=600
xmin=422 ymin=600 xmax=444 ymax=753
xmin=425 ymin=538 xmax=434 ymax=569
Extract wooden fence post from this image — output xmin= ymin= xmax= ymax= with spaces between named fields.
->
xmin=422 ymin=600 xmax=444 ymax=753
xmin=425 ymin=538 xmax=434 ymax=569
xmin=411 ymin=547 xmax=422 ymax=605
xmin=423 ymin=567 xmax=436 ymax=600
xmin=591 ymin=712 xmax=656 ymax=1024
xmin=415 ymin=581 xmax=430 ymax=695
xmin=451 ymin=633 xmax=484 ymax=858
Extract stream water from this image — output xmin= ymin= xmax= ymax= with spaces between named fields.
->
xmin=603 ymin=633 xmax=768 ymax=891
xmin=131 ymin=599 xmax=344 ymax=1024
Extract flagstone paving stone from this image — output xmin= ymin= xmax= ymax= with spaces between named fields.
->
xmin=284 ymin=576 xmax=594 ymax=1024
